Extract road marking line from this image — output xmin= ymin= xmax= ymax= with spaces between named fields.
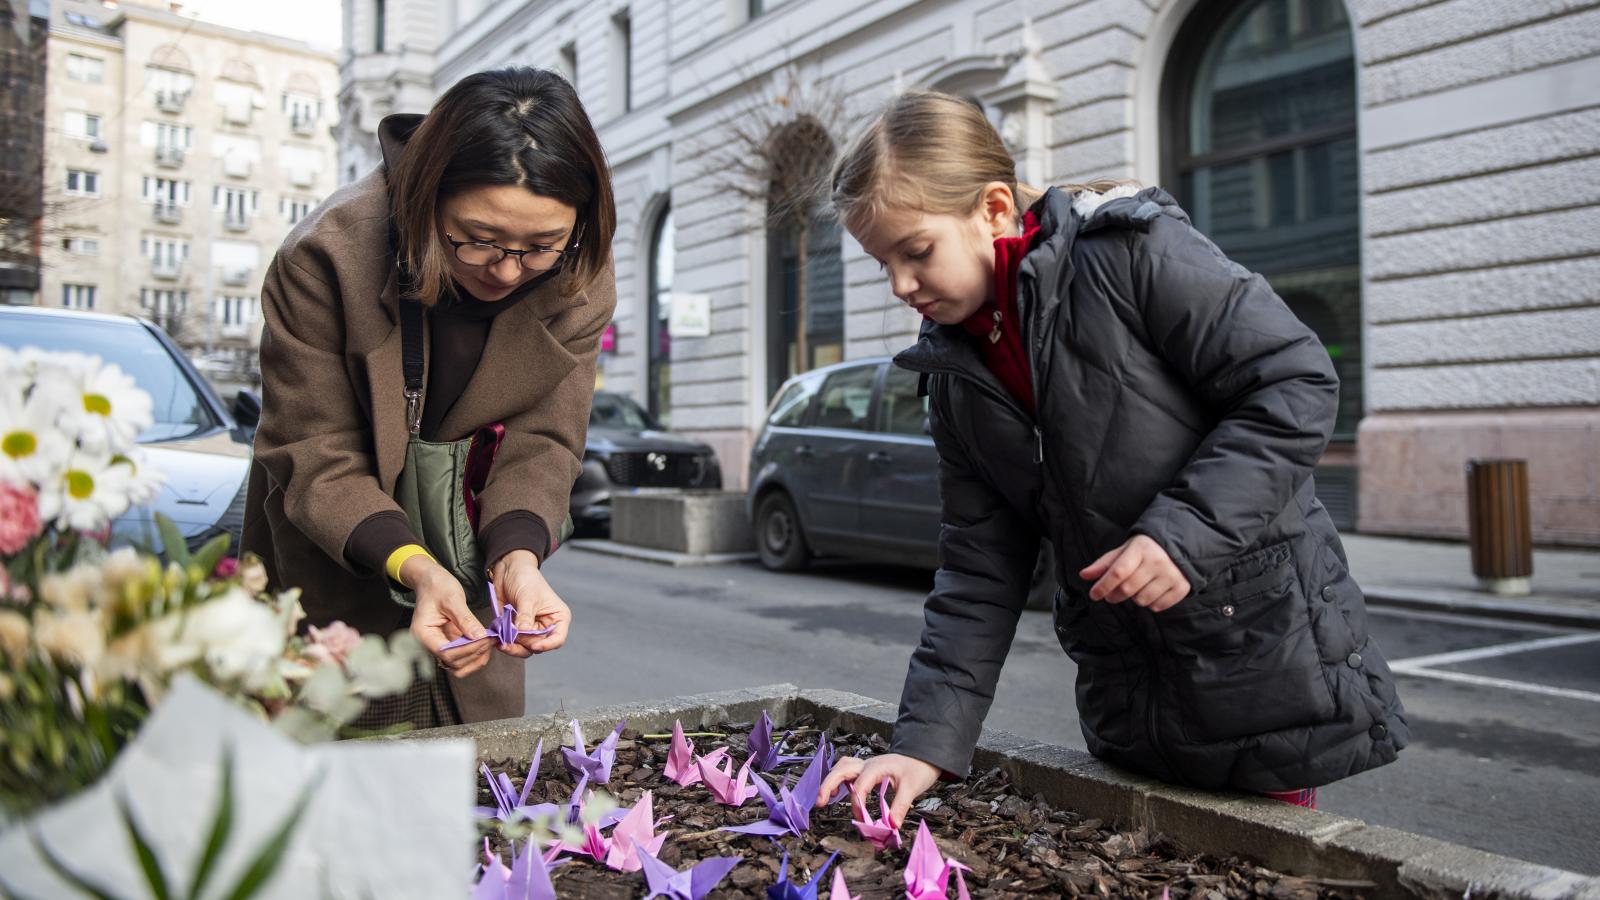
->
xmin=1387 ymin=632 xmax=1600 ymax=669
xmin=1389 ymin=665 xmax=1600 ymax=705
xmin=1365 ymin=606 xmax=1567 ymax=633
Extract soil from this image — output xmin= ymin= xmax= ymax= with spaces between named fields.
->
xmin=477 ymin=716 xmax=1373 ymax=899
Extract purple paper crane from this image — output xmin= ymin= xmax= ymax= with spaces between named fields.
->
xmin=903 ymin=820 xmax=971 ymax=900
xmin=471 ymin=837 xmax=558 ymax=900
xmin=747 ymin=711 xmax=807 ymax=772
xmin=830 ymin=867 xmax=860 ymax=900
xmin=477 ymin=738 xmax=544 ymax=822
xmin=664 ymin=720 xmax=725 ymax=787
xmin=766 ymin=848 xmax=840 ymax=900
xmin=850 ymin=778 xmax=903 ymax=851
xmin=638 ymin=847 xmax=741 ymax=900
xmin=522 ymin=773 xmax=627 ymax=831
xmin=441 ymin=584 xmax=554 ymax=650
xmin=561 ymin=718 xmax=626 ymax=784
xmin=722 ymin=738 xmax=833 ymax=838
xmin=697 ymin=752 xmax=757 ymax=807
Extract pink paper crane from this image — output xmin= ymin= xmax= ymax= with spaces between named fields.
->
xmin=851 ymin=778 xmax=903 ymax=851
xmin=696 ymin=752 xmax=758 ymax=807
xmin=604 ymin=790 xmax=672 ymax=872
xmin=664 ymin=720 xmax=727 ymax=787
xmin=904 ymin=820 xmax=971 ymax=900
xmin=830 ymin=867 xmax=861 ymax=900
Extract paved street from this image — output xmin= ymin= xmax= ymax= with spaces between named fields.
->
xmin=529 ymin=548 xmax=1600 ymax=876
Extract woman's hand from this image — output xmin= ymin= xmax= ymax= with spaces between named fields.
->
xmin=1080 ymin=534 xmax=1191 ymax=612
xmin=402 ymin=556 xmax=493 ymax=678
xmin=490 ymin=550 xmax=572 ymax=657
xmin=816 ymin=753 xmax=942 ymax=829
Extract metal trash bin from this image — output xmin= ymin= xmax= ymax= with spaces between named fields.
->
xmin=1465 ymin=458 xmax=1533 ymax=596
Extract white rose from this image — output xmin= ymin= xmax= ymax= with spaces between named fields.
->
xmin=153 ymin=587 xmax=285 ymax=689
xmin=0 ymin=609 xmax=30 ymax=663
xmin=33 ymin=609 xmax=105 ymax=668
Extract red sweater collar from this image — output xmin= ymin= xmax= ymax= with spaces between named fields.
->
xmin=961 ymin=211 xmax=1041 ymax=338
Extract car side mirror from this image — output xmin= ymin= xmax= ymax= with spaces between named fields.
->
xmin=232 ymin=389 xmax=262 ymax=428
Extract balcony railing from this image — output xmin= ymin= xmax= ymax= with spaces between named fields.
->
xmin=221 ymin=267 xmax=252 ymax=286
xmin=291 ymin=114 xmax=317 ymax=136
xmin=152 ymin=202 xmax=182 ymax=225
xmin=155 ymin=145 xmax=185 ymax=168
xmin=223 ymin=212 xmax=251 ymax=233
xmin=155 ymin=90 xmax=188 ymax=113
xmin=150 ymin=258 xmax=182 ymax=280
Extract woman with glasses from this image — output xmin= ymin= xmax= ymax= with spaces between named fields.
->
xmin=242 ymin=68 xmax=616 ymax=728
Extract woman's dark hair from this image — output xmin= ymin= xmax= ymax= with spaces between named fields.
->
xmin=388 ymin=67 xmax=616 ymax=305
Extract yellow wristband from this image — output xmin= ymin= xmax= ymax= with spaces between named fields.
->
xmin=385 ymin=544 xmax=435 ymax=585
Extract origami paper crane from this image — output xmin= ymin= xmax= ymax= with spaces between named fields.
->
xmin=521 ymin=773 xmax=627 ymax=832
xmin=603 ymin=790 xmax=671 ymax=873
xmin=850 ymin=778 xmax=903 ymax=851
xmin=471 ymin=837 xmax=558 ymax=900
xmin=830 ymin=867 xmax=860 ymax=900
xmin=477 ymin=738 xmax=544 ymax=822
xmin=903 ymin=820 xmax=971 ymax=900
xmin=723 ymin=738 xmax=832 ymax=838
xmin=664 ymin=720 xmax=728 ymax=787
xmin=441 ymin=584 xmax=554 ymax=650
xmin=747 ymin=710 xmax=807 ymax=772
xmin=638 ymin=847 xmax=741 ymax=900
xmin=696 ymin=752 xmax=757 ymax=807
xmin=561 ymin=718 xmax=626 ymax=784
xmin=766 ymin=848 xmax=840 ymax=900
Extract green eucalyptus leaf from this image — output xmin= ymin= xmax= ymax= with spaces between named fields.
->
xmin=154 ymin=514 xmax=192 ymax=569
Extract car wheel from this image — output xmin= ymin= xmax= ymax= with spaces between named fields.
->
xmin=1026 ymin=539 xmax=1057 ymax=611
xmin=755 ymin=491 xmax=809 ymax=572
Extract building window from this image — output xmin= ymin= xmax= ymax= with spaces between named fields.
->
xmin=374 ymin=0 xmax=386 ymax=53
xmin=65 ymin=169 xmax=100 ymax=196
xmin=611 ymin=11 xmax=632 ymax=115
xmin=748 ymin=0 xmax=766 ymax=20
xmin=215 ymin=187 xmax=258 ymax=225
xmin=143 ymin=177 xmax=192 ymax=205
xmin=65 ymin=111 xmax=103 ymax=141
xmin=764 ymin=119 xmax=842 ymax=401
xmin=61 ymin=284 xmax=96 ymax=310
xmin=140 ymin=288 xmax=188 ymax=335
xmin=66 ymin=54 xmax=105 ymax=83
xmin=647 ymin=205 xmax=673 ymax=424
xmin=559 ymin=42 xmax=578 ymax=89
xmin=63 ymin=237 xmax=99 ymax=255
xmin=215 ymin=295 xmax=256 ymax=330
xmin=280 ymin=197 xmax=314 ymax=224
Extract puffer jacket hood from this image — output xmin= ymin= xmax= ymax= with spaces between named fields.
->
xmin=889 ymin=186 xmax=1408 ymax=793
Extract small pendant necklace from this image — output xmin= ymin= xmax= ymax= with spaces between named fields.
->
xmin=989 ymin=308 xmax=1003 ymax=344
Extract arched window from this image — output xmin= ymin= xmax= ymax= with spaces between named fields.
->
xmin=1162 ymin=0 xmax=1361 ymax=443
xmin=764 ymin=117 xmax=842 ymax=401
xmin=647 ymin=204 xmax=674 ymax=426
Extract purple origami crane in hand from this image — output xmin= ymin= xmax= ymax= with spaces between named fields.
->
xmin=747 ymin=710 xmax=807 ymax=772
xmin=723 ymin=737 xmax=833 ymax=838
xmin=664 ymin=720 xmax=726 ymax=787
xmin=851 ymin=778 xmax=903 ymax=851
xmin=477 ymin=738 xmax=544 ymax=822
xmin=696 ymin=752 xmax=757 ymax=807
xmin=603 ymin=790 xmax=671 ymax=873
xmin=471 ymin=837 xmax=558 ymax=900
xmin=561 ymin=718 xmax=626 ymax=784
xmin=441 ymin=583 xmax=554 ymax=650
xmin=766 ymin=848 xmax=840 ymax=900
xmin=904 ymin=820 xmax=972 ymax=900
xmin=638 ymin=847 xmax=741 ymax=900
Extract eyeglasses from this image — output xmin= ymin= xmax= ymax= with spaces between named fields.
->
xmin=444 ymin=232 xmax=578 ymax=272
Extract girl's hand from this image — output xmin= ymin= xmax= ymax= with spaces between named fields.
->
xmin=490 ymin=550 xmax=572 ymax=657
xmin=1080 ymin=535 xmax=1191 ymax=612
xmin=816 ymin=753 xmax=942 ymax=829
xmin=403 ymin=556 xmax=494 ymax=678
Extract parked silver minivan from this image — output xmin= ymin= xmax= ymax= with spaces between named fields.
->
xmin=748 ymin=358 xmax=1055 ymax=608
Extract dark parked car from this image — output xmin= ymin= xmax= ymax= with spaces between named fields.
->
xmin=0 ymin=306 xmax=258 ymax=556
xmin=748 ymin=358 xmax=1056 ymax=608
xmin=572 ymin=391 xmax=722 ymax=531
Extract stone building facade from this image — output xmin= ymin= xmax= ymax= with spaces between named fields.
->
xmin=38 ymin=0 xmax=339 ymax=391
xmin=0 ymin=0 xmax=46 ymax=307
xmin=338 ymin=0 xmax=1600 ymax=545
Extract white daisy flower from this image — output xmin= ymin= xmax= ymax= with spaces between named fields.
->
xmin=40 ymin=355 xmax=153 ymax=454
xmin=38 ymin=451 xmax=138 ymax=533
xmin=0 ymin=387 xmax=72 ymax=491
xmin=113 ymin=450 xmax=165 ymax=506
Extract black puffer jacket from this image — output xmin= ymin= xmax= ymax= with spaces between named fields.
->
xmin=890 ymin=187 xmax=1408 ymax=792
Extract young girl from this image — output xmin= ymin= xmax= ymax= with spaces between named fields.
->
xmin=242 ymin=68 xmax=615 ymax=728
xmin=817 ymin=91 xmax=1407 ymax=821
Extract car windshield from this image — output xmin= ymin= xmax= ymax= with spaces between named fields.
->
xmin=2 ymin=316 xmax=218 ymax=442
xmin=589 ymin=393 xmax=653 ymax=430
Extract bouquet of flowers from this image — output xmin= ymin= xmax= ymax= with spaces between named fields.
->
xmin=0 ymin=347 xmax=426 ymax=818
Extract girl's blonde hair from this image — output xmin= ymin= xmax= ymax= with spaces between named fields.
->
xmin=830 ymin=90 xmax=1133 ymax=230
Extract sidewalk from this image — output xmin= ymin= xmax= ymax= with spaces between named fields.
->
xmin=1343 ymin=533 xmax=1600 ymax=628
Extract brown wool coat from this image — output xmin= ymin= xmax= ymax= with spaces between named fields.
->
xmin=240 ymin=169 xmax=615 ymax=723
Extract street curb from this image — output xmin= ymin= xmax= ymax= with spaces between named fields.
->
xmin=566 ymin=538 xmax=759 ymax=567
xmin=377 ymin=685 xmax=1599 ymax=899
xmin=1363 ymin=585 xmax=1600 ymax=630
